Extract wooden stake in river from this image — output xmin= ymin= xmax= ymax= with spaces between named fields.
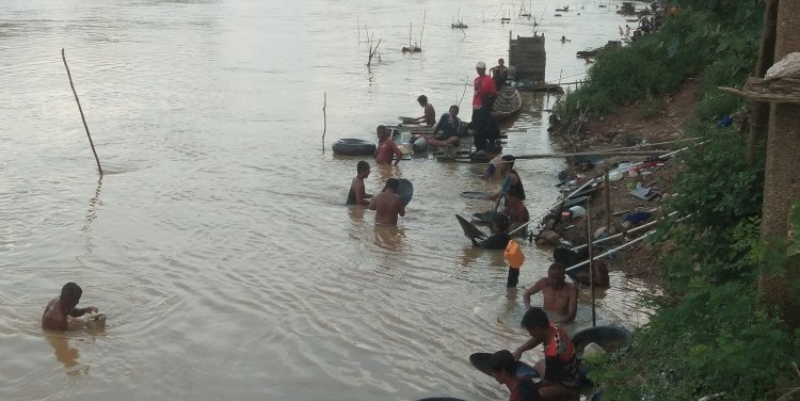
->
xmin=61 ymin=48 xmax=103 ymax=176
xmin=321 ymin=92 xmax=327 ymax=152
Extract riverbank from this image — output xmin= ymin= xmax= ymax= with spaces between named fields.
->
xmin=546 ymin=78 xmax=701 ymax=286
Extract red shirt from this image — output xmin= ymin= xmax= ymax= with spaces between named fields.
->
xmin=473 ymin=75 xmax=497 ymax=109
xmin=375 ymin=138 xmax=402 ymax=164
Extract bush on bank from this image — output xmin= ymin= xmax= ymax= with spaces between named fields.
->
xmin=565 ymin=1 xmax=800 ymax=400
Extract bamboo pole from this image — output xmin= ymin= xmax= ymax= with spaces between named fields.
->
xmin=604 ymin=168 xmax=611 ymax=231
xmin=61 ymin=48 xmax=102 ymax=176
xmin=586 ymin=201 xmax=596 ymax=327
xmin=419 ymin=10 xmax=426 ymax=48
xmin=565 ymin=229 xmax=655 ymax=272
xmin=321 ymin=92 xmax=327 ymax=152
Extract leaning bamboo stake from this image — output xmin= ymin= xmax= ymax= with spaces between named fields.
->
xmin=586 ymin=201 xmax=596 ymax=327
xmin=62 ymin=48 xmax=102 ymax=176
xmin=321 ymin=92 xmax=327 ymax=152
xmin=604 ymin=168 xmax=611 ymax=231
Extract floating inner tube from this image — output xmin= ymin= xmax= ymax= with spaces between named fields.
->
xmin=332 ymin=138 xmax=376 ymax=156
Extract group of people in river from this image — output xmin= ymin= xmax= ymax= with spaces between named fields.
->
xmin=337 ymin=61 xmax=593 ymax=401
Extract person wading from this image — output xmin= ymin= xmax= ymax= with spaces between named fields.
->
xmin=369 ymin=178 xmax=406 ymax=225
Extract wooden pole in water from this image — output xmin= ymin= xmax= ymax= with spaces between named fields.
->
xmin=322 ymin=92 xmax=327 ymax=152
xmin=419 ymin=10 xmax=426 ymax=48
xmin=61 ymin=48 xmax=103 ymax=176
xmin=604 ymin=167 xmax=612 ymax=231
xmin=586 ymin=201 xmax=596 ymax=327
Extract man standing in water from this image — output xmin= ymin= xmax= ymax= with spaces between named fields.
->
xmin=369 ymin=178 xmax=406 ymax=225
xmin=490 ymin=155 xmax=526 ymax=201
xmin=522 ymin=262 xmax=578 ymax=324
xmin=512 ymin=307 xmax=580 ymax=401
xmin=42 ymin=282 xmax=98 ymax=331
xmin=472 ymin=61 xmax=497 ymax=156
xmin=375 ymin=125 xmax=403 ymax=166
xmin=346 ymin=161 xmax=372 ymax=206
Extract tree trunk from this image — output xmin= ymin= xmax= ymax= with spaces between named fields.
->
xmin=758 ymin=0 xmax=800 ymax=331
xmin=747 ymin=0 xmax=778 ymax=165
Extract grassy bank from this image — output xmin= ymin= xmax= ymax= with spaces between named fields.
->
xmin=560 ymin=2 xmax=800 ymax=400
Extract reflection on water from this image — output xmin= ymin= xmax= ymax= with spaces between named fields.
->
xmin=0 ymin=0 xmax=657 ymax=399
xmin=47 ymin=335 xmax=80 ymax=370
xmin=372 ymin=224 xmax=405 ymax=252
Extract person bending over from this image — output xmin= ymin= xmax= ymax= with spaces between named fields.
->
xmin=472 ymin=212 xmax=511 ymax=249
xmin=42 ymin=282 xmax=98 ymax=331
xmin=512 ymin=307 xmax=580 ymax=401
xmin=490 ymin=349 xmax=542 ymax=401
xmin=414 ymin=95 xmax=436 ymax=126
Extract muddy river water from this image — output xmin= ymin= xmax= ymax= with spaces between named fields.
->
xmin=0 ymin=0 xmax=654 ymax=399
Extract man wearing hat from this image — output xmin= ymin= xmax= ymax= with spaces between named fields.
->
xmin=472 ymin=61 xmax=498 ymax=156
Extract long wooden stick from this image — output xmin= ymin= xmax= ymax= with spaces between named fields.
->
xmin=604 ymin=168 xmax=611 ymax=230
xmin=62 ymin=48 xmax=102 ymax=176
xmin=587 ymin=201 xmax=596 ymax=327
xmin=322 ymin=92 xmax=327 ymax=152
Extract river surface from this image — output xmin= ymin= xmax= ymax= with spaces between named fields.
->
xmin=0 ymin=0 xmax=653 ymax=400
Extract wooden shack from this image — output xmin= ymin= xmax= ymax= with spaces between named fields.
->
xmin=508 ymin=32 xmax=546 ymax=82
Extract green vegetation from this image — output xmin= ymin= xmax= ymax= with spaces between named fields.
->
xmin=562 ymin=1 xmax=800 ymax=400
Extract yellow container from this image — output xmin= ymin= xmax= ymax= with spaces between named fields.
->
xmin=504 ymin=240 xmax=525 ymax=269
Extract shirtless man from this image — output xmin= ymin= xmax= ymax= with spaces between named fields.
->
xmin=42 ymin=282 xmax=98 ymax=331
xmin=523 ymin=262 xmax=578 ymax=324
xmin=375 ymin=125 xmax=403 ymax=165
xmin=346 ymin=160 xmax=372 ymax=206
xmin=415 ymin=95 xmax=436 ymax=126
xmin=368 ymin=178 xmax=406 ymax=225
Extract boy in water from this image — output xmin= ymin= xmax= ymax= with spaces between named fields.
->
xmin=368 ymin=178 xmax=406 ymax=225
xmin=346 ymin=160 xmax=372 ymax=206
xmin=42 ymin=282 xmax=98 ymax=331
xmin=513 ymin=307 xmax=580 ymax=401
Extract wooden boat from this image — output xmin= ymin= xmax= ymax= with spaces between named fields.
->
xmin=555 ymin=5 xmax=570 ymax=12
xmin=492 ymin=86 xmax=522 ymax=122
xmin=514 ymin=81 xmax=564 ymax=94
xmin=401 ymin=45 xmax=422 ymax=53
xmin=451 ymin=22 xmax=468 ymax=29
